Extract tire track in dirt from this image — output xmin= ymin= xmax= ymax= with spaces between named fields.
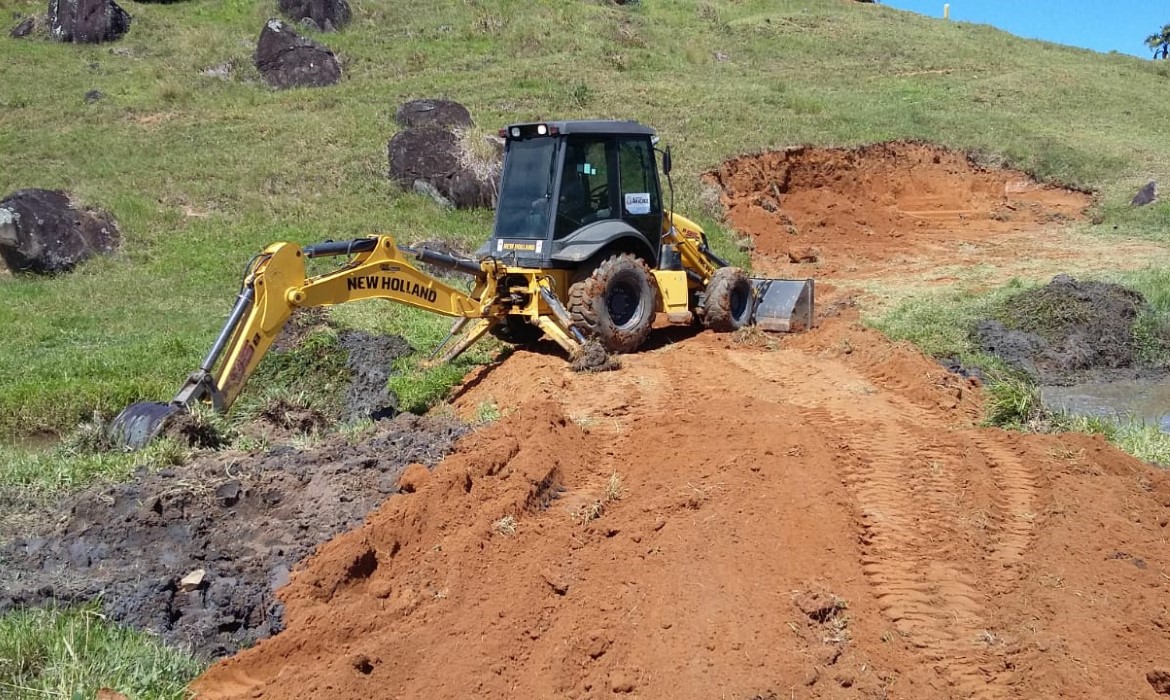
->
xmin=727 ymin=350 xmax=1010 ymax=699
xmin=967 ymin=433 xmax=1039 ymax=581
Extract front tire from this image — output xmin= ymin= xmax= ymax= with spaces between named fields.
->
xmin=568 ymin=253 xmax=658 ymax=354
xmin=702 ymin=267 xmax=754 ymax=332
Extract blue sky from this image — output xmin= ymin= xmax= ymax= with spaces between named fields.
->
xmin=879 ymin=0 xmax=1166 ymax=58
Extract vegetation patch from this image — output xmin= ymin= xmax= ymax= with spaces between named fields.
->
xmin=0 ymin=605 xmax=202 ymax=700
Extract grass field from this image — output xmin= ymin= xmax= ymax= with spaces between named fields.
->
xmin=4 ymin=0 xmax=1170 ymax=693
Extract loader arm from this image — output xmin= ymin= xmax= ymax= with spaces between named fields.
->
xmin=112 ymin=235 xmax=497 ymax=447
xmin=662 ymin=210 xmax=815 ymax=332
xmin=663 ymin=211 xmax=719 ymax=286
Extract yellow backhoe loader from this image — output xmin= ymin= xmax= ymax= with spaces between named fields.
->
xmin=112 ymin=120 xmax=814 ymax=447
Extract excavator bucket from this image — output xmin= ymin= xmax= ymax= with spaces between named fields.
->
xmin=750 ymin=278 xmax=815 ymax=332
xmin=109 ymin=401 xmax=182 ymax=450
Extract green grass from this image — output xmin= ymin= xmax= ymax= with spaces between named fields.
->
xmin=4 ymin=0 xmax=1170 ymax=442
xmin=0 ymin=605 xmax=202 ymax=700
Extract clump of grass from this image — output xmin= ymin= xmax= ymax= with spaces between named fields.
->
xmin=0 ymin=605 xmax=204 ymax=700
xmin=573 ymin=499 xmax=605 ymax=523
xmin=476 ymin=399 xmax=501 ymax=424
xmin=982 ymin=373 xmax=1043 ymax=428
xmin=492 ymin=514 xmax=516 ymax=536
xmin=604 ymin=471 xmax=624 ymax=502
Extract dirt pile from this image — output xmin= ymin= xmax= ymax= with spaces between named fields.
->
xmin=0 ymin=413 xmax=466 ymax=659
xmin=976 ymin=274 xmax=1159 ymax=384
xmin=193 ymin=318 xmax=1170 ymax=700
xmin=706 ymin=141 xmax=1092 ymax=282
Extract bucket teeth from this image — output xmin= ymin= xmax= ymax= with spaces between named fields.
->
xmin=109 ymin=401 xmax=182 ymax=450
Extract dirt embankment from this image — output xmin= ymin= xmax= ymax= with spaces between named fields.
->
xmin=704 ymin=141 xmax=1168 ymax=290
xmin=193 ymin=316 xmax=1170 ymax=700
xmin=0 ymin=413 xmax=466 ymax=659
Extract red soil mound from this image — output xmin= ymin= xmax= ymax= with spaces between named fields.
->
xmin=707 ymin=141 xmax=1092 ymax=280
xmin=193 ymin=318 xmax=1170 ymax=700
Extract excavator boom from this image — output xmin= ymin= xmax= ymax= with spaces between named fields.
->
xmin=111 ymin=235 xmax=510 ymax=448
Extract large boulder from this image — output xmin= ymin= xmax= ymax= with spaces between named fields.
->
xmin=387 ymin=127 xmax=499 ymax=210
xmin=394 ymin=99 xmax=474 ymax=129
xmin=278 ymin=0 xmax=350 ymax=31
xmin=254 ymin=19 xmax=341 ymax=89
xmin=0 ymin=189 xmax=120 ymax=274
xmin=48 ymin=0 xmax=130 ymax=43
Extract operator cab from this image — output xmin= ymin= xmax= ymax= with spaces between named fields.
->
xmin=483 ymin=120 xmax=665 ymax=269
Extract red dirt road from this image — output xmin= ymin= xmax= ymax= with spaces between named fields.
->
xmin=193 ymin=318 xmax=1170 ymax=699
xmin=193 ymin=145 xmax=1170 ymax=699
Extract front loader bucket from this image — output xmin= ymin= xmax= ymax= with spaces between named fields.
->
xmin=750 ymin=278 xmax=815 ymax=332
xmin=109 ymin=401 xmax=182 ymax=450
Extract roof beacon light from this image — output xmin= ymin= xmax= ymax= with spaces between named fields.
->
xmin=536 ymin=124 xmax=548 ymax=135
xmin=510 ymin=127 xmax=521 ymax=138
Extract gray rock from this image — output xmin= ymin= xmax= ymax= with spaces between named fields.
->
xmin=413 ymin=180 xmax=454 ymax=209
xmin=0 ymin=189 xmax=120 ymax=274
xmin=253 ymin=19 xmax=341 ymax=89
xmin=9 ymin=15 xmax=37 ymax=38
xmin=48 ymin=0 xmax=130 ymax=44
xmin=278 ymin=0 xmax=350 ymax=32
xmin=199 ymin=62 xmax=233 ymax=80
xmin=84 ymin=89 xmax=103 ymax=103
xmin=1132 ymin=180 xmax=1157 ymax=207
xmin=394 ymin=99 xmax=474 ymax=129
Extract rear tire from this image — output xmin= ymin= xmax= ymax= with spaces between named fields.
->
xmin=568 ymin=253 xmax=658 ymax=354
xmin=702 ymin=267 xmax=754 ymax=332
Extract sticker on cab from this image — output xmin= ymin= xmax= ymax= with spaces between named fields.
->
xmin=624 ymin=192 xmax=651 ymax=215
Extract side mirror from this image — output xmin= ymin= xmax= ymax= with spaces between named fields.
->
xmin=663 ymin=146 xmax=672 ymax=176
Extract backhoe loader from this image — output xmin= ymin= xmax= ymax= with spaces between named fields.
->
xmin=112 ymin=120 xmax=814 ymax=447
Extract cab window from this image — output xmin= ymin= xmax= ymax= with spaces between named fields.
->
xmin=555 ymin=138 xmax=616 ymax=239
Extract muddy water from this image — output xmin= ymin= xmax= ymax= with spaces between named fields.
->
xmin=1042 ymin=377 xmax=1170 ymax=431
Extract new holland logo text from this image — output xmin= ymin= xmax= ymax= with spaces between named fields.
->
xmin=347 ymin=275 xmax=438 ymax=302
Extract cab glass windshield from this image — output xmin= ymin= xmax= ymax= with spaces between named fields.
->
xmin=491 ymin=138 xmax=560 ymax=240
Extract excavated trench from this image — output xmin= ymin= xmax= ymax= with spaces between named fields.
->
xmin=705 ymin=140 xmax=1096 ymax=282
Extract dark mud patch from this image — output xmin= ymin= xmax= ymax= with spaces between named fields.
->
xmin=0 ymin=412 xmax=467 ymax=659
xmin=262 ymin=309 xmax=411 ymax=425
xmin=975 ymin=274 xmax=1165 ymax=385
xmin=340 ymin=329 xmax=410 ymax=422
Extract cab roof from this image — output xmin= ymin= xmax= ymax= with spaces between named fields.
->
xmin=503 ymin=120 xmax=656 ymax=137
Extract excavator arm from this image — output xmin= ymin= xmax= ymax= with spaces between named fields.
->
xmin=111 ymin=235 xmax=497 ymax=448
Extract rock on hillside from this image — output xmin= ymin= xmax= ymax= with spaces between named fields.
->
xmin=394 ymin=99 xmax=474 ymax=129
xmin=388 ymin=127 xmax=500 ymax=209
xmin=9 ymin=15 xmax=40 ymax=38
xmin=48 ymin=0 xmax=130 ymax=43
xmin=278 ymin=0 xmax=351 ymax=31
xmin=0 ymin=189 xmax=120 ymax=274
xmin=254 ymin=19 xmax=342 ymax=89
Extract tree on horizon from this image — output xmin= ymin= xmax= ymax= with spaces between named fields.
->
xmin=1147 ymin=24 xmax=1170 ymax=59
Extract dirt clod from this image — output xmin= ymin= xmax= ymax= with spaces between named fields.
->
xmin=1149 ymin=670 xmax=1170 ymax=695
xmin=396 ymin=463 xmax=431 ymax=493
xmin=570 ymin=339 xmax=621 ymax=373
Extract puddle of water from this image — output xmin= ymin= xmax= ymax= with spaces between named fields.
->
xmin=1042 ymin=377 xmax=1170 ymax=431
